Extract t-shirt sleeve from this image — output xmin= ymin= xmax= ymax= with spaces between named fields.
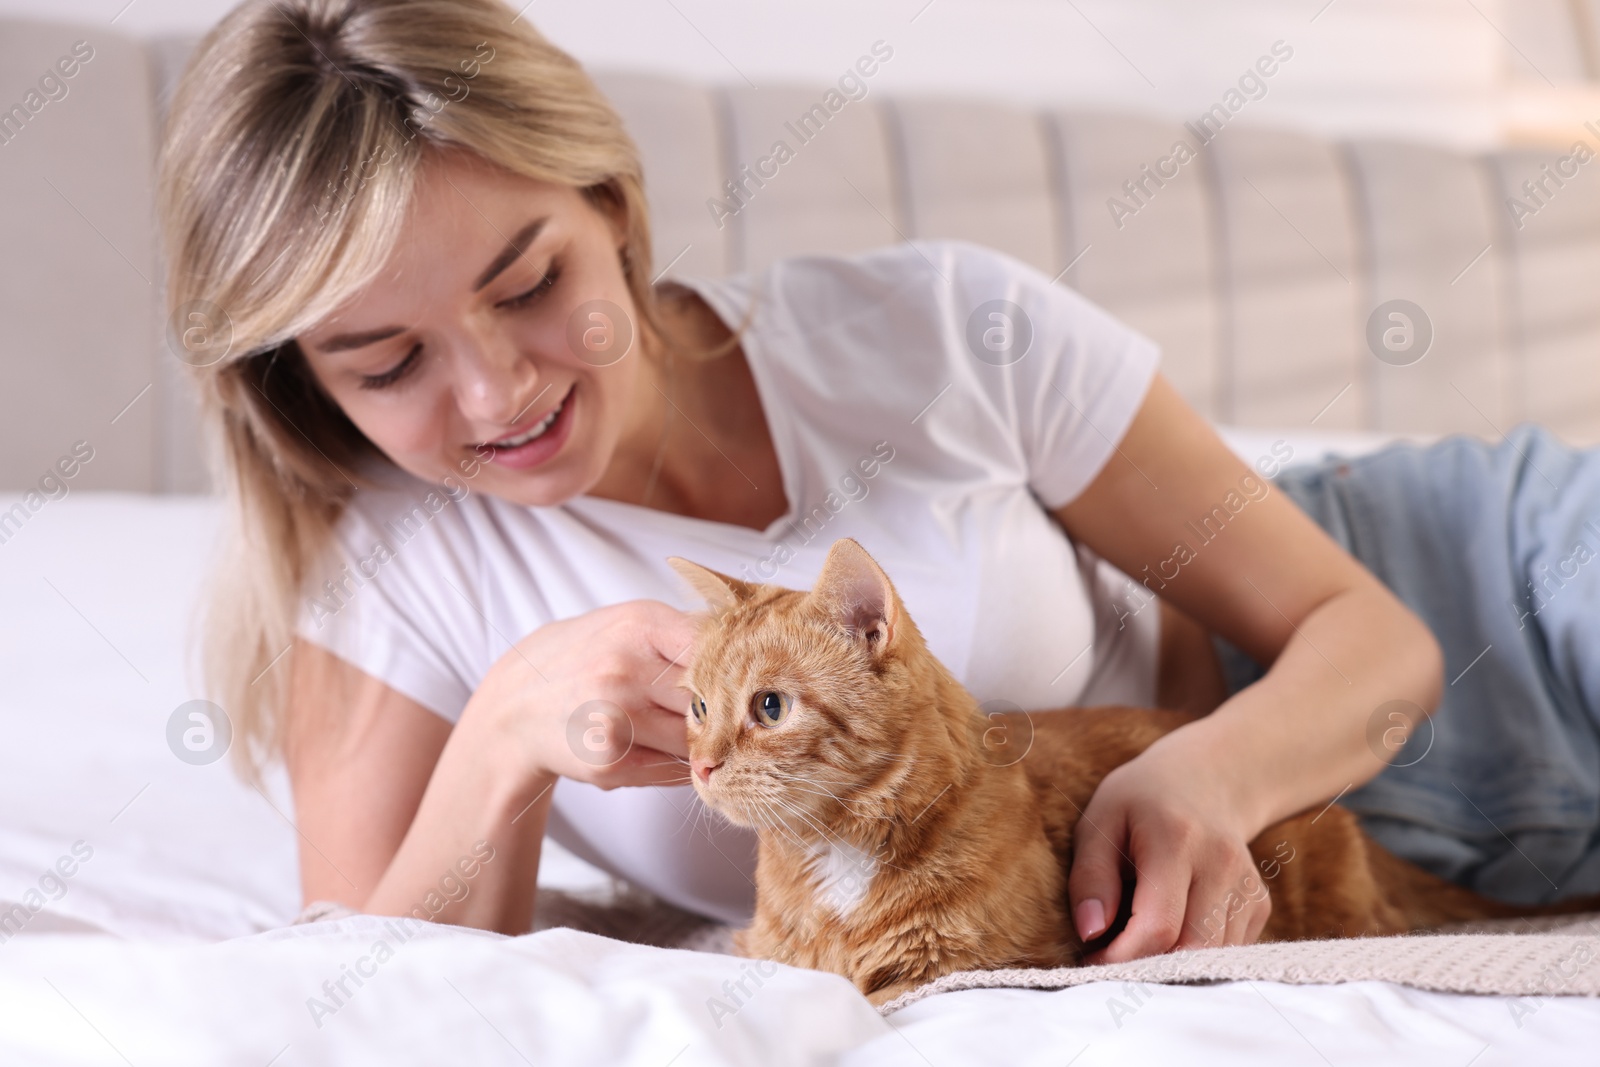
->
xmin=294 ymin=483 xmax=485 ymax=724
xmin=940 ymin=241 xmax=1162 ymax=511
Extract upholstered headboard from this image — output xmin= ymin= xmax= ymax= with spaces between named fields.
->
xmin=2 ymin=22 xmax=1595 ymax=493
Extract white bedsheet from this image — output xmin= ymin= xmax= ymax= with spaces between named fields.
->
xmin=1 ymin=426 xmax=1595 ymax=1065
xmin=2 ymin=922 xmax=1594 ymax=1066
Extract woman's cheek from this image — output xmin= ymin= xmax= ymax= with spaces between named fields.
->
xmin=352 ymin=385 xmax=460 ymax=475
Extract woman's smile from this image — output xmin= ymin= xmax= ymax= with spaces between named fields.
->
xmin=476 ymin=382 xmax=577 ymax=470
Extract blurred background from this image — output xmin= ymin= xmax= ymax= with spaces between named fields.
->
xmin=2 ymin=0 xmax=1599 ymax=497
xmin=11 ymin=0 xmax=1600 ymax=145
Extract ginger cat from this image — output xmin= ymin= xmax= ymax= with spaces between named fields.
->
xmin=670 ymin=538 xmax=1600 ymax=1006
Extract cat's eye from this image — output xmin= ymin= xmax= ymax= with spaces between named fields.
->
xmin=689 ymin=696 xmax=707 ymax=724
xmin=751 ymin=691 xmax=792 ymax=727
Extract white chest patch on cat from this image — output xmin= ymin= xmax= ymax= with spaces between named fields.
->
xmin=806 ymin=838 xmax=878 ymax=917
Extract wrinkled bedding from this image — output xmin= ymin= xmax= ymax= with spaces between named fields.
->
xmin=2 ymin=428 xmax=1596 ymax=1065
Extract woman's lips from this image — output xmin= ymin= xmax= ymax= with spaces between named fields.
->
xmin=478 ymin=385 xmax=576 ymax=470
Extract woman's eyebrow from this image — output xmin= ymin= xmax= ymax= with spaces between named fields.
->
xmin=472 ymin=217 xmax=548 ymax=292
xmin=314 ymin=325 xmax=407 ymax=354
xmin=310 ymin=217 xmax=550 ymax=354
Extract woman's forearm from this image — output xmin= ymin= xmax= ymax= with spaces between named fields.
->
xmin=360 ymin=708 xmax=555 ymax=934
xmin=350 ymin=600 xmax=698 ymax=933
xmin=1152 ymin=582 xmax=1445 ymax=841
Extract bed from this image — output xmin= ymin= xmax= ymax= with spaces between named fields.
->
xmin=2 ymin=427 xmax=1596 ymax=1066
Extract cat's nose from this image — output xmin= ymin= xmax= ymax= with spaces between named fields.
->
xmin=691 ymin=758 xmax=720 ymax=784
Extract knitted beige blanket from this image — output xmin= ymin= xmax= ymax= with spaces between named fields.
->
xmin=877 ymin=913 xmax=1600 ymax=1014
xmin=302 ymin=893 xmax=1600 ymax=1016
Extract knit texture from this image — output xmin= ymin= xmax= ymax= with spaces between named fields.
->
xmin=876 ymin=913 xmax=1600 ymax=1013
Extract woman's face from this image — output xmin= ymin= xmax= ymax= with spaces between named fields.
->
xmin=297 ymin=148 xmax=647 ymax=507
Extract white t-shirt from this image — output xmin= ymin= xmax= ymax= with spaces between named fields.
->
xmin=296 ymin=240 xmax=1162 ymax=925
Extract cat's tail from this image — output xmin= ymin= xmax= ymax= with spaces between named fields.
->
xmin=1366 ymin=837 xmax=1600 ymax=930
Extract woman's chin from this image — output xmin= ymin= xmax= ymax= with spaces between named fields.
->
xmin=478 ymin=452 xmax=605 ymax=509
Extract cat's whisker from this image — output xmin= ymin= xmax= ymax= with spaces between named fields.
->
xmin=639 ymin=756 xmax=695 ymax=782
xmin=686 ymin=790 xmax=711 ymax=838
xmin=761 ymin=771 xmax=915 ymax=863
xmin=695 ymin=789 xmax=733 ymax=838
xmin=753 ymin=800 xmax=810 ymax=854
xmin=789 ymin=796 xmax=913 ymax=874
xmin=694 ymin=782 xmax=744 ymax=836
xmin=655 ymin=777 xmax=709 ymax=838
xmin=761 ymin=769 xmax=852 ymax=799
xmin=773 ymin=781 xmax=866 ymax=805
xmin=704 ymin=796 xmax=741 ymax=831
xmin=761 ymin=769 xmax=896 ymax=821
xmin=671 ymin=795 xmax=698 ymax=837
xmin=765 ymin=780 xmax=894 ymax=821
xmin=718 ymin=769 xmax=911 ymax=869
xmin=744 ymin=791 xmax=812 ymax=852
xmin=816 ymin=736 xmax=919 ymax=768
xmin=761 ymin=767 xmax=863 ymax=798
xmin=698 ymin=778 xmax=786 ymax=839
xmin=765 ymin=794 xmax=827 ymax=843
xmin=779 ymin=786 xmax=891 ymax=820
xmin=771 ymin=794 xmax=875 ymax=856
xmin=762 ymin=767 xmax=847 ymax=789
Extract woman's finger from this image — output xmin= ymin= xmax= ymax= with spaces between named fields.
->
xmin=1236 ymin=879 xmax=1273 ymax=946
xmin=1090 ymin=845 xmax=1190 ymax=964
xmin=1173 ymin=871 xmax=1240 ymax=950
xmin=630 ymin=701 xmax=692 ymax=760
xmin=1066 ymin=808 xmax=1130 ymax=946
xmin=595 ymin=744 xmax=693 ymax=788
xmin=645 ymin=672 xmax=695 ymax=720
xmin=633 ymin=600 xmax=701 ymax=671
xmin=1224 ymin=900 xmax=1258 ymax=947
xmin=567 ymin=700 xmax=689 ymax=767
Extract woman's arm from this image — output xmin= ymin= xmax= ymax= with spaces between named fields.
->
xmin=285 ymin=598 xmax=700 ymax=934
xmin=285 ymin=640 xmax=551 ymax=932
xmin=1052 ymin=373 xmax=1444 ymax=961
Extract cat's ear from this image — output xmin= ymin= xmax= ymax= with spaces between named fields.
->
xmin=668 ymin=557 xmax=758 ymax=613
xmin=811 ymin=538 xmax=898 ymax=653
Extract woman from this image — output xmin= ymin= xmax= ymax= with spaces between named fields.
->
xmin=158 ymin=0 xmax=1600 ymax=964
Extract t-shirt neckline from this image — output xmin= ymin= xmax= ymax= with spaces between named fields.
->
xmin=567 ymin=271 xmax=802 ymax=543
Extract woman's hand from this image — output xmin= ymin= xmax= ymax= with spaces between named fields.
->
xmin=303 ymin=600 xmax=697 ymax=936
xmin=1067 ymin=735 xmax=1272 ymax=962
xmin=465 ymin=599 xmax=699 ymax=792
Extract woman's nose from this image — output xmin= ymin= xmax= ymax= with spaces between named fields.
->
xmin=452 ymin=331 xmax=543 ymax=426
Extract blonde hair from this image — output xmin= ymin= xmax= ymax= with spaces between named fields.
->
xmin=158 ymin=0 xmax=670 ymax=780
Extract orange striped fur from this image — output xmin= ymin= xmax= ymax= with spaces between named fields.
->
xmin=671 ymin=538 xmax=1599 ymax=1005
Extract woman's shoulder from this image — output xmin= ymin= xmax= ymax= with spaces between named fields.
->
xmin=695 ymin=239 xmax=1124 ymax=349
xmin=762 ymin=239 xmax=1053 ymax=305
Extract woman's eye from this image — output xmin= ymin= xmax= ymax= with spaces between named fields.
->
xmin=689 ymin=696 xmax=707 ymax=724
xmin=751 ymin=691 xmax=792 ymax=727
xmin=500 ymin=265 xmax=561 ymax=309
xmin=359 ymin=344 xmax=422 ymax=390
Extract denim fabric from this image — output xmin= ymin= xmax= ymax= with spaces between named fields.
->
xmin=1211 ymin=425 xmax=1600 ymax=905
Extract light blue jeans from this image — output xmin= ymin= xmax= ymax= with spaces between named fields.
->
xmin=1211 ymin=425 xmax=1600 ymax=906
